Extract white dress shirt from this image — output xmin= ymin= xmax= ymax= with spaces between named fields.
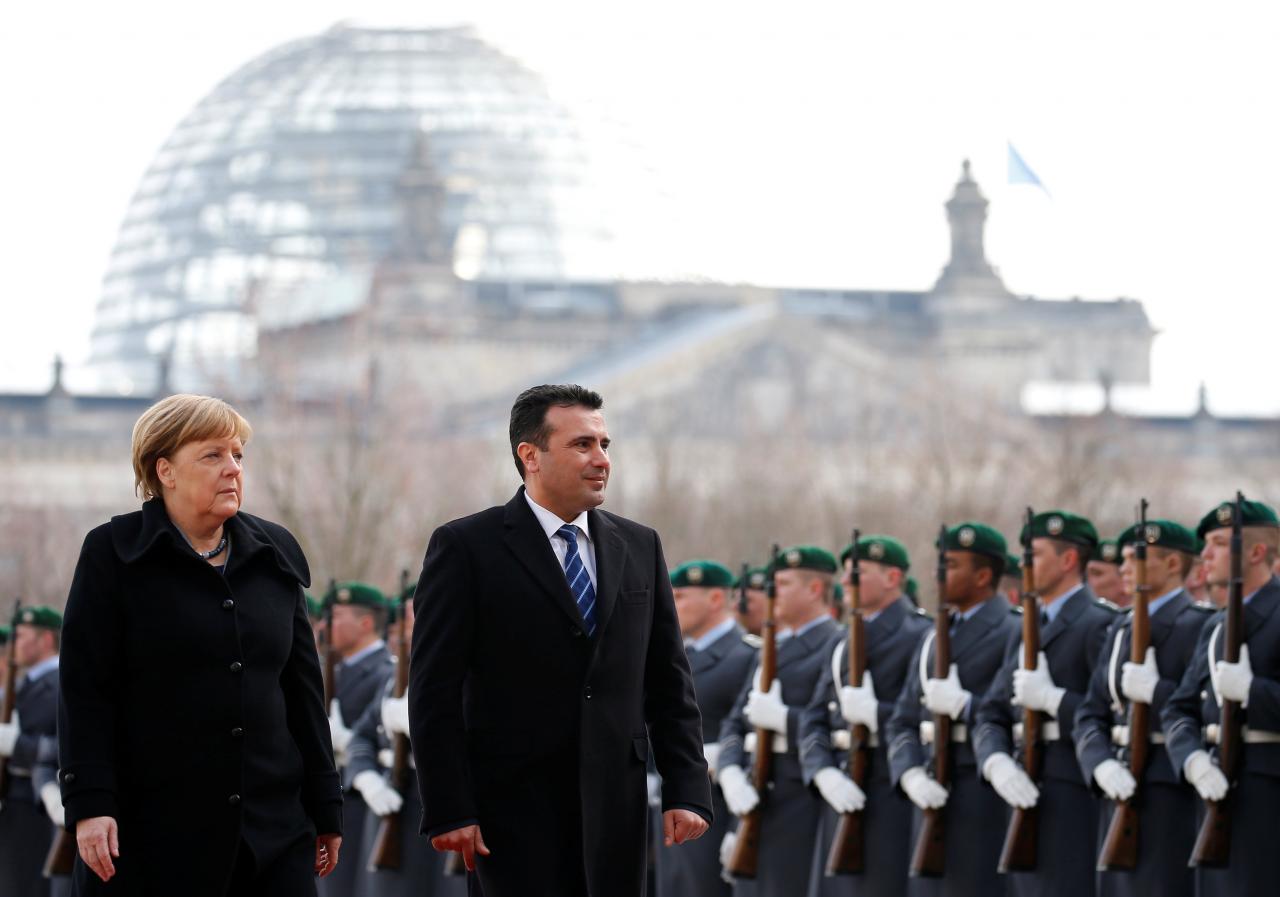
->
xmin=525 ymin=491 xmax=597 ymax=589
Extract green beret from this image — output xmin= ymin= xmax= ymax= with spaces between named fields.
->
xmin=735 ymin=566 xmax=770 ymax=590
xmin=1020 ymin=510 xmax=1098 ymax=550
xmin=945 ymin=522 xmax=1008 ymax=566
xmin=773 ymin=545 xmax=838 ymax=575
xmin=905 ymin=577 xmax=919 ymax=599
xmin=1004 ymin=553 xmax=1022 ymax=576
xmin=1090 ymin=539 xmax=1122 ymax=565
xmin=0 ymin=624 xmax=9 ymax=644
xmin=671 ymin=560 xmax=735 ymax=589
xmin=330 ymin=582 xmax=389 ymax=611
xmin=12 ymin=605 xmax=62 ymax=631
xmin=833 ymin=582 xmax=844 ymax=602
xmin=1196 ymin=499 xmax=1280 ymax=539
xmin=1117 ymin=520 xmax=1201 ymax=555
xmin=839 ymin=535 xmax=910 ymax=571
xmin=304 ymin=593 xmax=325 ymax=620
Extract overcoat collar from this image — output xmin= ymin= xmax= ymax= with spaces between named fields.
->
xmin=688 ymin=623 xmax=744 ymax=674
xmin=1041 ymin=584 xmax=1095 ymax=649
xmin=502 ymin=487 xmax=626 ymax=638
xmin=865 ymin=595 xmax=913 ymax=646
xmin=949 ymin=593 xmax=1008 ymax=661
xmin=778 ymin=616 xmax=840 ymax=671
xmin=1245 ymin=575 xmax=1280 ymax=638
xmin=1148 ymin=588 xmax=1190 ymax=643
xmin=110 ymin=498 xmax=309 ymax=585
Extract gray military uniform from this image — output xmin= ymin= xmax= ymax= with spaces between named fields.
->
xmin=719 ymin=616 xmax=841 ymax=897
xmin=0 ymin=659 xmax=60 ymax=897
xmin=658 ymin=623 xmax=757 ymax=897
xmin=800 ymin=597 xmax=931 ymax=897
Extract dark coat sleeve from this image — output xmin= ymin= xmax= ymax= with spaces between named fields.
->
xmin=973 ymin=634 xmax=1020 ymax=768
xmin=716 ymin=658 xmax=755 ymax=772
xmin=345 ymin=676 xmax=394 ymax=788
xmin=643 ymin=531 xmax=713 ymax=818
xmin=1161 ymin=614 xmax=1218 ymax=778
xmin=409 ymin=523 xmax=479 ymax=837
xmin=280 ymin=584 xmax=344 ymax=835
xmin=886 ymin=635 xmax=927 ymax=785
xmin=798 ymin=640 xmax=840 ymax=783
xmin=57 ymin=527 xmax=126 ymax=827
xmin=1074 ymin=619 xmax=1124 ymax=789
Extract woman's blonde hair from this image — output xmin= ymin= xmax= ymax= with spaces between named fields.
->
xmin=131 ymin=394 xmax=253 ymax=500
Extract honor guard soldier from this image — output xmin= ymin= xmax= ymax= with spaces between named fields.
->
xmin=1002 ymin=553 xmax=1023 ymax=606
xmin=718 ymin=546 xmax=842 ymax=897
xmin=800 ymin=535 xmax=931 ymax=897
xmin=320 ymin=582 xmax=394 ymax=897
xmin=735 ymin=566 xmax=769 ymax=638
xmin=306 ymin=592 xmax=326 ymax=647
xmin=0 ymin=605 xmax=63 ymax=897
xmin=887 ymin=523 xmax=1021 ymax=897
xmin=1087 ymin=541 xmax=1129 ymax=609
xmin=973 ymin=510 xmax=1121 ymax=897
xmin=659 ymin=560 xmax=757 ymax=897
xmin=1074 ymin=519 xmax=1209 ymax=897
xmin=1162 ymin=499 xmax=1280 ymax=897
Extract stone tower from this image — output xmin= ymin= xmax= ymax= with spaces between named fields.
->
xmin=929 ymin=160 xmax=1014 ymax=311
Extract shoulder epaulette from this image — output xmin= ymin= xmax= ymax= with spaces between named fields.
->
xmin=1010 ymin=605 xmax=1024 ymax=615
xmin=915 ymin=607 xmax=933 ymax=619
xmin=1096 ymin=598 xmax=1123 ymax=614
xmin=743 ymin=633 xmax=763 ymax=649
xmin=1190 ymin=601 xmax=1216 ymax=613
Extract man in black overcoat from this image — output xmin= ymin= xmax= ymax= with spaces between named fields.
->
xmin=408 ymin=385 xmax=712 ymax=897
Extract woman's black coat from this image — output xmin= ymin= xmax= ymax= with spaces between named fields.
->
xmin=57 ymin=498 xmax=342 ymax=895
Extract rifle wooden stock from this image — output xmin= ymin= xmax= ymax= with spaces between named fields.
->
xmin=911 ymin=526 xmax=952 ymax=878
xmin=0 ymin=600 xmax=20 ymax=805
xmin=826 ymin=529 xmax=867 ymax=876
xmin=1098 ymin=500 xmax=1151 ymax=871
xmin=370 ymin=573 xmax=413 ymax=872
xmin=999 ymin=511 xmax=1041 ymax=873
xmin=321 ymin=580 xmax=337 ymax=706
xmin=43 ymin=829 xmax=76 ymax=878
xmin=1191 ymin=492 xmax=1246 ymax=868
xmin=726 ymin=546 xmax=780 ymax=880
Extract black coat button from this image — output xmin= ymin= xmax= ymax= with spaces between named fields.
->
xmin=584 ymin=686 xmax=593 ymax=700
xmin=63 ymin=772 xmax=76 ymax=784
xmin=230 ymin=727 xmax=244 ymax=738
xmin=222 ymin=599 xmax=235 ymax=610
xmin=570 ymin=626 xmax=583 ymax=638
xmin=228 ymin=794 xmax=241 ymax=806
xmin=229 ymin=662 xmax=243 ymax=673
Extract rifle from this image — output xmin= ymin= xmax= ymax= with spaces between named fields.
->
xmin=826 ymin=529 xmax=869 ymax=875
xmin=999 ymin=507 xmax=1042 ymax=872
xmin=1098 ymin=499 xmax=1151 ymax=871
xmin=725 ymin=544 xmax=780 ymax=879
xmin=369 ymin=571 xmax=413 ymax=871
xmin=321 ymin=578 xmax=337 ymax=707
xmin=0 ymin=600 xmax=20 ymax=809
xmin=911 ymin=525 xmax=952 ymax=877
xmin=738 ymin=562 xmax=750 ymax=618
xmin=1191 ymin=491 xmax=1245 ymax=867
xmin=43 ymin=823 xmax=77 ymax=878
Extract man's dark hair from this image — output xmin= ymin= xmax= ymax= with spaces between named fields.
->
xmin=1047 ymin=538 xmax=1089 ymax=576
xmin=509 ymin=384 xmax=604 ymax=479
xmin=970 ymin=553 xmax=1004 ymax=591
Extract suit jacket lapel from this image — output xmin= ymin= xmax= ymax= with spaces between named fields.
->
xmin=1041 ymin=585 xmax=1091 ymax=650
xmin=689 ymin=624 xmax=742 ymax=673
xmin=866 ymin=598 xmax=910 ymax=666
xmin=502 ymin=489 xmax=584 ymax=629
xmin=1149 ymin=589 xmax=1188 ymax=644
xmin=587 ymin=509 xmax=625 ymax=640
xmin=951 ymin=595 xmax=1004 ymax=661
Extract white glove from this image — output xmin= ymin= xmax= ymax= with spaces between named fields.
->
xmin=1184 ymin=750 xmax=1229 ymax=801
xmin=744 ymin=679 xmax=789 ymax=733
xmin=703 ymin=742 xmax=721 ymax=780
xmin=719 ymin=831 xmax=737 ymax=880
xmin=328 ymin=700 xmax=352 ymax=759
xmin=1216 ymin=644 xmax=1253 ymax=706
xmin=923 ymin=664 xmax=971 ymax=720
xmin=1013 ymin=652 xmax=1066 ymax=717
xmin=1121 ymin=647 xmax=1159 ymax=705
xmin=839 ymin=670 xmax=879 ymax=732
xmin=41 ymin=781 xmax=65 ymax=828
xmin=1093 ymin=758 xmax=1137 ymax=801
xmin=0 ymin=711 xmax=19 ymax=757
xmin=813 ymin=766 xmax=867 ymax=814
xmin=353 ymin=769 xmax=404 ymax=816
xmin=900 ymin=766 xmax=949 ymax=810
xmin=646 ymin=772 xmax=662 ymax=807
xmin=983 ymin=752 xmax=1039 ymax=809
xmin=717 ymin=764 xmax=760 ymax=816
xmin=381 ymin=693 xmax=410 ymax=737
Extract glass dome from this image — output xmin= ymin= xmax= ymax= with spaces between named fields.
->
xmin=88 ymin=23 xmax=610 ymax=392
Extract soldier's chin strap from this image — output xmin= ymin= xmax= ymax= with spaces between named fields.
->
xmin=917 ymin=630 xmax=936 ymax=688
xmin=1106 ymin=625 xmax=1126 ymax=714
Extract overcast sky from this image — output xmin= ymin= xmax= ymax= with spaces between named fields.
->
xmin=4 ymin=1 xmax=1278 ymax=413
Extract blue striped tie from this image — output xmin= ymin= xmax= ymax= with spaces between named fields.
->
xmin=558 ymin=525 xmax=597 ymax=636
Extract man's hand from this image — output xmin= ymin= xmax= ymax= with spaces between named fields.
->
xmin=744 ymin=680 xmax=788 ymax=733
xmin=1217 ymin=644 xmax=1253 ymax=706
xmin=1013 ymin=652 xmax=1066 ymax=717
xmin=717 ymin=764 xmax=760 ymax=816
xmin=923 ymin=664 xmax=971 ymax=720
xmin=315 ymin=833 xmax=342 ymax=878
xmin=0 ymin=710 xmax=19 ymax=757
xmin=40 ymin=781 xmax=65 ymax=828
xmin=76 ymin=816 xmax=119 ymax=883
xmin=430 ymin=824 xmax=491 ymax=872
xmin=662 ymin=808 xmax=708 ymax=846
xmin=900 ymin=766 xmax=949 ymax=810
xmin=839 ymin=671 xmax=879 ymax=731
xmin=983 ymin=752 xmax=1039 ymax=809
xmin=328 ymin=700 xmax=352 ymax=761
xmin=1121 ymin=647 xmax=1159 ymax=705
xmin=353 ymin=769 xmax=404 ymax=816
xmin=1093 ymin=758 xmax=1137 ymax=802
xmin=813 ymin=767 xmax=866 ymax=813
xmin=1184 ymin=750 xmax=1229 ymax=801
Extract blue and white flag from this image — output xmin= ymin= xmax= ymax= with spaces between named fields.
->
xmin=1008 ymin=141 xmax=1050 ymax=196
